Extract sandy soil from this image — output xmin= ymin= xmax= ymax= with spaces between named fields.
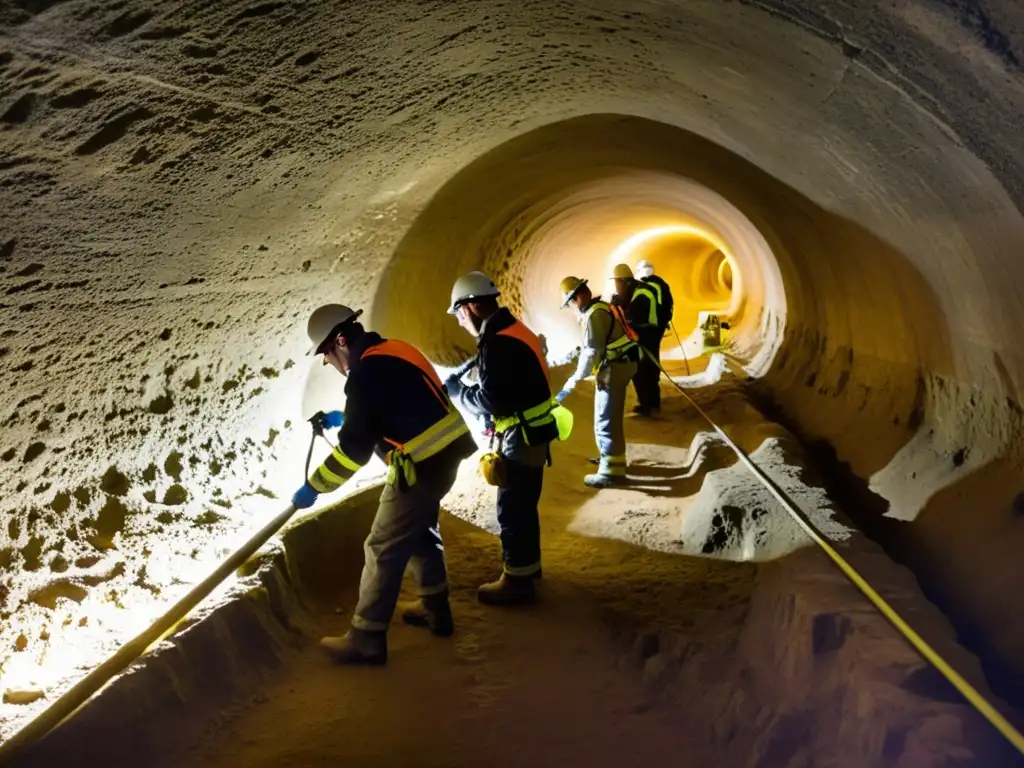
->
xmin=3 ymin=0 xmax=1024 ymax=742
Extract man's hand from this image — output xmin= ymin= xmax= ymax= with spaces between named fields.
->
xmin=321 ymin=410 xmax=344 ymax=429
xmin=445 ymin=374 xmax=463 ymax=397
xmin=292 ymin=482 xmax=319 ymax=510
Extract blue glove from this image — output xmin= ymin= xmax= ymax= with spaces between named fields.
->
xmin=555 ymin=389 xmax=570 ymax=404
xmin=321 ymin=410 xmax=344 ymax=429
xmin=291 ymin=482 xmax=319 ymax=510
xmin=445 ymin=374 xmax=463 ymax=396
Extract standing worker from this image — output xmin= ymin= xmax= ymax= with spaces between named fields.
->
xmin=445 ymin=271 xmax=557 ymax=605
xmin=635 ymin=259 xmax=674 ymax=348
xmin=611 ymin=263 xmax=661 ymax=417
xmin=292 ymin=304 xmax=477 ymax=665
xmin=556 ymin=276 xmax=638 ymax=487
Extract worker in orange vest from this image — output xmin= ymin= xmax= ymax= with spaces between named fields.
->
xmin=294 ymin=304 xmax=477 ymax=664
xmin=445 ymin=272 xmax=559 ymax=605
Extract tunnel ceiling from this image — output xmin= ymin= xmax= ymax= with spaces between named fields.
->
xmin=1 ymin=0 xmax=1024 ymax=714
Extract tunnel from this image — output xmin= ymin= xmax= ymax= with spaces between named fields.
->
xmin=1 ymin=0 xmax=1023 ymax=765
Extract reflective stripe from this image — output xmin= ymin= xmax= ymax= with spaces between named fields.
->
xmin=504 ymin=562 xmax=542 ymax=577
xmin=632 ymin=284 xmax=659 ymax=327
xmin=496 ymin=320 xmax=550 ymax=385
xmin=310 ymin=445 xmax=364 ymax=493
xmin=492 ymin=398 xmax=556 ymax=435
xmin=401 ymin=410 xmax=469 ymax=463
xmin=351 ymin=615 xmax=389 ymax=632
xmin=600 ymin=454 xmax=627 ymax=477
xmin=644 ymin=278 xmax=663 ymax=305
xmin=584 ymin=301 xmax=637 ymax=364
xmin=386 ymin=410 xmax=471 ymax=488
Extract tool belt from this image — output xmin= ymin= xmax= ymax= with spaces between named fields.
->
xmin=491 ymin=398 xmax=559 ymax=446
xmin=385 ymin=410 xmax=469 ymax=491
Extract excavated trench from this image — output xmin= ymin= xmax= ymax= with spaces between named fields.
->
xmin=1 ymin=0 xmax=1024 ymax=764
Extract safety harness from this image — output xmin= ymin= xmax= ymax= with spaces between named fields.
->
xmin=583 ymin=300 xmax=638 ymax=369
xmin=361 ymin=340 xmax=470 ymax=490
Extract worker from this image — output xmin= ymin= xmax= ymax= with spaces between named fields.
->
xmin=445 ymin=271 xmax=557 ymax=605
xmin=292 ymin=304 xmax=477 ymax=665
xmin=611 ymin=263 xmax=661 ymax=417
xmin=556 ymin=276 xmax=638 ymax=487
xmin=635 ymin=259 xmax=674 ymax=342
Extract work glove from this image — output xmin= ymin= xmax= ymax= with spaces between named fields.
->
xmin=321 ymin=410 xmax=344 ymax=429
xmin=291 ymin=482 xmax=319 ymax=510
xmin=445 ymin=374 xmax=463 ymax=397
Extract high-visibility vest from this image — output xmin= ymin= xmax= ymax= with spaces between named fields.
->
xmin=631 ymin=283 xmax=659 ymax=327
xmin=490 ymin=321 xmax=561 ymax=443
xmin=583 ymin=301 xmax=637 ymax=366
xmin=361 ymin=339 xmax=470 ymax=486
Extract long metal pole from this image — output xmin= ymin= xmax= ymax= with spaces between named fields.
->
xmin=0 ymin=503 xmax=299 ymax=765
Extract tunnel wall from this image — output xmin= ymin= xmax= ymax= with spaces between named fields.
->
xmin=1 ymin=0 xmax=1023 ymax=712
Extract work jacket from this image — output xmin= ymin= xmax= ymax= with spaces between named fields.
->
xmin=641 ymin=275 xmax=674 ymax=329
xmin=452 ymin=308 xmax=558 ymax=456
xmin=569 ymin=296 xmax=639 ymax=386
xmin=308 ymin=332 xmax=477 ymax=494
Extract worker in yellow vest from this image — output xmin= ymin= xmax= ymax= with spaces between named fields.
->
xmin=556 ymin=276 xmax=638 ymax=486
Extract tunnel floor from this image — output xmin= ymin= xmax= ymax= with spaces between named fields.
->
xmin=19 ymin=363 xmax=1019 ymax=767
xmin=169 ymin=365 xmax=757 ymax=768
xmin=176 ymin=570 xmax=711 ymax=768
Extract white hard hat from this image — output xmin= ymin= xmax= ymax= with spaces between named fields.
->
xmin=306 ymin=304 xmax=363 ymax=355
xmin=449 ymin=271 xmax=500 ymax=314
xmin=635 ymin=259 xmax=654 ymax=278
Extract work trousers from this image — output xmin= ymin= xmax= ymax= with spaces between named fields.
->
xmin=632 ymin=327 xmax=664 ymax=412
xmin=351 ymin=463 xmax=458 ymax=632
xmin=496 ymin=443 xmax=546 ymax=577
xmin=595 ymin=359 xmax=637 ymax=476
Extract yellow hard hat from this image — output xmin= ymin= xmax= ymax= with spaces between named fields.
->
xmin=560 ymin=276 xmax=587 ymax=308
xmin=611 ymin=263 xmax=633 ymax=280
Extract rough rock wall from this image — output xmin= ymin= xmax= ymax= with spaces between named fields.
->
xmin=1 ymin=0 xmax=1023 ymax=715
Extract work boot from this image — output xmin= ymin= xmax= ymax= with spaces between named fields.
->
xmin=400 ymin=593 xmax=454 ymax=637
xmin=584 ymin=472 xmax=627 ymax=488
xmin=477 ymin=572 xmax=536 ymax=606
xmin=319 ymin=629 xmax=387 ymax=666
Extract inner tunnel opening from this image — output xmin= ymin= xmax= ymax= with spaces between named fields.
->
xmin=372 ymin=114 xmax=788 ymax=380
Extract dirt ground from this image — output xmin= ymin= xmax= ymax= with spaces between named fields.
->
xmin=168 ymin=371 xmax=760 ymax=767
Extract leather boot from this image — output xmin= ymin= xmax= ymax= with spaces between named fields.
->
xmin=477 ymin=572 xmax=536 ymax=606
xmin=400 ymin=593 xmax=454 ymax=637
xmin=319 ymin=629 xmax=387 ymax=666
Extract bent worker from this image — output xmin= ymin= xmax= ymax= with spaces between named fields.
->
xmin=556 ymin=276 xmax=638 ymax=487
xmin=292 ymin=304 xmax=477 ymax=665
xmin=611 ymin=263 xmax=661 ymax=417
xmin=445 ymin=272 xmax=558 ymax=605
xmin=636 ymin=259 xmax=674 ymax=347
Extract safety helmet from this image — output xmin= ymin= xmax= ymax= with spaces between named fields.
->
xmin=448 ymin=271 xmax=500 ymax=314
xmin=635 ymin=259 xmax=654 ymax=278
xmin=611 ymin=263 xmax=633 ymax=280
xmin=306 ymin=304 xmax=363 ymax=355
xmin=560 ymin=276 xmax=588 ymax=308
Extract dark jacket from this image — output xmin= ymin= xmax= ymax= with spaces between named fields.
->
xmin=642 ymin=275 xmax=674 ymax=329
xmin=450 ymin=308 xmax=557 ymax=455
xmin=338 ymin=332 xmax=477 ymax=475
